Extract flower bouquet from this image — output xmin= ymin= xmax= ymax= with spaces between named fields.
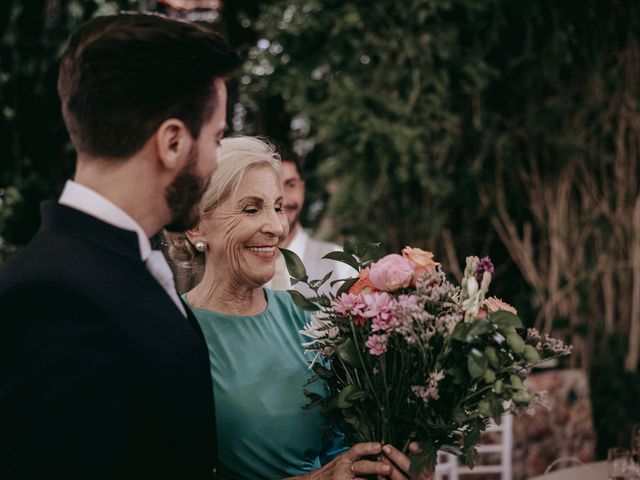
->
xmin=282 ymin=244 xmax=572 ymax=475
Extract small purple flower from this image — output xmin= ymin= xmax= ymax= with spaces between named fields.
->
xmin=475 ymin=256 xmax=495 ymax=282
xmin=365 ymin=334 xmax=388 ymax=356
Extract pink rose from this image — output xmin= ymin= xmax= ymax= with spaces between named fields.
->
xmin=369 ymin=254 xmax=414 ymax=292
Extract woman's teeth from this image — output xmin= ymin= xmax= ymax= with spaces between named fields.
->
xmin=247 ymin=246 xmax=275 ymax=254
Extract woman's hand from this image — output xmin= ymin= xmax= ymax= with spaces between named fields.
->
xmin=377 ymin=442 xmax=435 ymax=480
xmin=293 ymin=442 xmax=394 ymax=479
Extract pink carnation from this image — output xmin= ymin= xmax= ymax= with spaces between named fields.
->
xmin=332 ymin=293 xmax=367 ymax=317
xmin=365 ymin=334 xmax=388 ymax=356
xmin=369 ymin=254 xmax=414 ymax=292
xmin=362 ymin=292 xmax=399 ymax=332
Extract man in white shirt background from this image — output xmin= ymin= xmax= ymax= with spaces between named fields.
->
xmin=268 ymin=147 xmax=355 ymax=295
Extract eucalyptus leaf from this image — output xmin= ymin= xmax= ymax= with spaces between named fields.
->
xmin=467 ymin=348 xmax=488 ymax=378
xmin=337 ymin=338 xmax=361 ymax=368
xmin=280 ymin=248 xmax=307 ymax=281
xmin=487 ymin=394 xmax=504 ymax=422
xmin=337 ymin=384 xmax=360 ymax=408
xmin=346 ymin=390 xmax=370 ymax=401
xmin=451 ymin=323 xmax=472 ymax=342
xmin=490 ymin=311 xmax=524 ymax=330
xmin=468 ymin=318 xmax=493 ymax=337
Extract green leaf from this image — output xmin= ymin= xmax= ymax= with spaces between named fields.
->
xmin=303 ymin=388 xmax=323 ymax=402
xmin=337 ymin=338 xmax=361 ymax=368
xmin=486 ymin=393 xmax=504 ymax=423
xmin=490 ymin=311 xmax=524 ymax=330
xmin=452 ymin=407 xmax=469 ymax=424
xmin=336 ymin=277 xmax=358 ymax=296
xmin=440 ymin=444 xmax=463 ymax=456
xmin=468 ymin=318 xmax=493 ymax=337
xmin=308 ymin=294 xmax=332 ymax=307
xmin=467 ymin=348 xmax=488 ymax=378
xmin=280 ymin=248 xmax=307 ymax=281
xmin=346 ymin=390 xmax=370 ymax=401
xmin=287 ymin=289 xmax=320 ymax=311
xmin=302 ymin=388 xmax=325 ymax=410
xmin=337 ymin=384 xmax=360 ymax=408
xmin=343 ymin=240 xmax=357 ymax=255
xmin=319 ymin=270 xmax=334 ymax=287
xmin=451 ymin=323 xmax=472 ymax=342
xmin=323 ymin=250 xmax=361 ymax=272
xmin=354 ymin=241 xmax=382 ymax=260
xmin=311 ymin=363 xmax=333 ymax=380
xmin=408 ymin=442 xmax=437 ymax=477
xmin=446 ymin=366 xmax=466 ymax=384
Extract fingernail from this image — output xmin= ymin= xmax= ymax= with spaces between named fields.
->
xmin=383 ymin=445 xmax=390 ymax=454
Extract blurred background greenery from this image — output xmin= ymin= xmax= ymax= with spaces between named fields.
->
xmin=1 ymin=0 xmax=639 ymax=464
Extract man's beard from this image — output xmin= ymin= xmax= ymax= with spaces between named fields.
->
xmin=164 ymin=147 xmax=210 ymax=233
xmin=285 ymin=205 xmax=302 ymax=233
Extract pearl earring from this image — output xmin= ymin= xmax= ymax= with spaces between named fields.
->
xmin=194 ymin=240 xmax=208 ymax=252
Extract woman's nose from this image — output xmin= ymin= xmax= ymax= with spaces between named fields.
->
xmin=262 ymin=209 xmax=285 ymax=237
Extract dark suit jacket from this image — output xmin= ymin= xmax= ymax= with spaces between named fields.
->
xmin=0 ymin=201 xmax=217 ymax=479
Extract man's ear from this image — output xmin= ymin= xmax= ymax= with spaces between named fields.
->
xmin=155 ymin=118 xmax=193 ymax=171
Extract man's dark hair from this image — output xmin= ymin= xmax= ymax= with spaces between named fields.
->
xmin=58 ymin=13 xmax=239 ymax=159
xmin=274 ymin=141 xmax=304 ymax=177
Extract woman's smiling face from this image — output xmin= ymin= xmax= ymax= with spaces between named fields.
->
xmin=200 ymin=165 xmax=289 ymax=288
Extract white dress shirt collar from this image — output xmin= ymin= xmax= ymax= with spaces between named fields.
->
xmin=58 ymin=180 xmax=187 ymax=317
xmin=58 ymin=180 xmax=152 ymax=261
xmin=287 ymin=226 xmax=309 ymax=259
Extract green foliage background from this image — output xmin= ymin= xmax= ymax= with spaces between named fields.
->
xmin=1 ymin=0 xmax=640 ymax=463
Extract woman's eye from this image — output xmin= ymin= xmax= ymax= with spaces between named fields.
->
xmin=275 ymin=203 xmax=284 ymax=213
xmin=243 ymin=206 xmax=259 ymax=214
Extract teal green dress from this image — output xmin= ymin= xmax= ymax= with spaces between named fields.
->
xmin=184 ymin=288 xmax=345 ymax=479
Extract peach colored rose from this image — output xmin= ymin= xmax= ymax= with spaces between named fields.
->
xmin=477 ymin=296 xmax=518 ymax=318
xmin=369 ymin=254 xmax=414 ymax=292
xmin=402 ymin=247 xmax=439 ymax=278
xmin=349 ymin=267 xmax=376 ymax=296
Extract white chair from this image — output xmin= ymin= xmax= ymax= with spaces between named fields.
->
xmin=436 ymin=451 xmax=459 ymax=480
xmin=437 ymin=414 xmax=513 ymax=480
xmin=458 ymin=414 xmax=513 ymax=480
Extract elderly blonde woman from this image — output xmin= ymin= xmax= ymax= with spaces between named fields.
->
xmin=166 ymin=136 xmax=425 ymax=480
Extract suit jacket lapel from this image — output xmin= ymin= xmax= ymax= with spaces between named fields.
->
xmin=40 ymin=200 xmax=142 ymax=263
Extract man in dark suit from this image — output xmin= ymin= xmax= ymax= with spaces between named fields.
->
xmin=0 ymin=13 xmax=238 ymax=479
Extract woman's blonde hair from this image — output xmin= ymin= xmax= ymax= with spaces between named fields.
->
xmin=164 ymin=136 xmax=281 ymax=273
